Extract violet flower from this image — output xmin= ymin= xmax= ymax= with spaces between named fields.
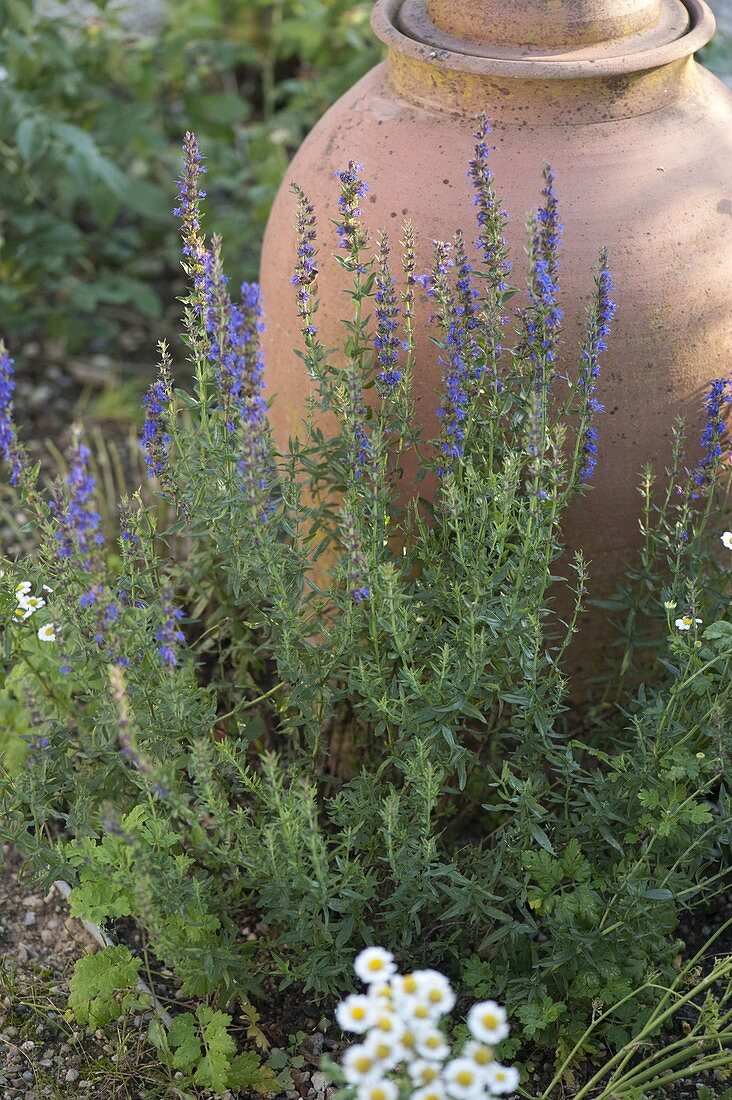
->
xmin=334 ymin=161 xmax=368 ymax=255
xmin=291 ymin=183 xmax=319 ymax=340
xmin=468 ymin=115 xmax=511 ymax=293
xmin=453 ymin=231 xmax=481 ymax=383
xmin=342 ymin=510 xmax=370 ymax=602
xmin=374 ymin=231 xmax=403 ymax=393
xmin=424 ymin=240 xmax=473 ymax=475
xmin=141 ymin=375 xmax=172 ymax=479
xmin=236 ymin=282 xmax=272 ymax=515
xmin=693 ymin=375 xmax=731 ymax=489
xmin=520 ymin=167 xmax=564 ymax=391
xmin=0 ymin=343 xmax=24 ymax=486
xmin=173 ymin=131 xmax=207 ymax=273
xmin=156 ymin=588 xmax=185 ymax=668
xmin=401 ymin=220 xmax=417 ymax=336
xmin=578 ymin=248 xmax=616 ymax=482
xmin=53 ymin=439 xmax=104 ymax=571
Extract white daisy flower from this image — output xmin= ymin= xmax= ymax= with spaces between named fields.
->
xmin=368 ymin=981 xmax=395 ymax=1006
xmin=721 ymin=531 xmax=732 ymax=550
xmin=463 ymin=1040 xmax=494 ymax=1069
xmin=415 ymin=1029 xmax=450 ymax=1062
xmin=400 ymin=1000 xmax=435 ymax=1029
xmin=369 ymin=1010 xmax=405 ymax=1041
xmin=466 ymin=1001 xmax=510 ymax=1045
xmin=399 ymin=1026 xmax=419 ymax=1056
xmin=413 ymin=1086 xmax=449 ymax=1100
xmin=336 ymin=994 xmax=376 ymax=1034
xmin=486 ymin=1063 xmax=520 ymax=1094
xmin=356 ymin=1079 xmax=398 ymax=1100
xmin=343 ymin=1044 xmax=380 ymax=1085
xmin=37 ymin=623 xmax=57 ymax=643
xmin=663 ymin=599 xmax=677 ymax=611
xmin=13 ymin=606 xmax=33 ymax=621
xmin=354 ymin=947 xmax=396 ymax=985
xmin=15 ymin=581 xmax=31 ymax=596
xmin=674 ymin=615 xmax=702 ymax=632
xmin=17 ymin=594 xmax=45 ymax=614
xmin=415 ymin=970 xmax=455 ymax=1016
xmin=363 ymin=1033 xmax=402 ymax=1072
xmin=443 ymin=1056 xmax=485 ymax=1099
xmin=392 ymin=971 xmax=424 ymax=999
xmin=408 ymin=1059 xmax=443 ymax=1086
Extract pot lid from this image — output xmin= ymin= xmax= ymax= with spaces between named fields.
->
xmin=394 ymin=0 xmax=693 ymax=60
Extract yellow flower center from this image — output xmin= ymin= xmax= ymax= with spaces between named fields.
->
xmin=352 ymin=1006 xmax=366 ymax=1020
xmin=496 ymin=1072 xmax=507 ymax=1082
xmin=482 ymin=1013 xmax=498 ymax=1029
xmin=414 ymin=1005 xmax=429 ymax=1019
xmin=375 ymin=1042 xmax=392 ymax=1059
xmin=428 ymin=988 xmax=443 ymax=1004
xmin=456 ymin=1071 xmax=474 ymax=1087
xmin=377 ymin=1016 xmax=393 ymax=1031
xmin=473 ymin=1047 xmax=493 ymax=1065
xmin=355 ymin=1057 xmax=372 ymax=1074
xmin=368 ymin=958 xmax=384 ymax=971
xmin=403 ymin=975 xmax=419 ymax=994
xmin=422 ymin=1066 xmax=439 ymax=1083
xmin=426 ymin=1036 xmax=441 ymax=1050
xmin=372 ymin=1090 xmax=387 ymax=1100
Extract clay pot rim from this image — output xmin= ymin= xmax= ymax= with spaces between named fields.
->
xmin=371 ymin=0 xmax=715 ymax=80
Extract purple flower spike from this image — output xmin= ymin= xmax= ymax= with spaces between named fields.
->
xmin=156 ymin=588 xmax=185 ymax=668
xmin=374 ymin=231 xmax=403 ymax=394
xmin=0 ymin=343 xmax=25 ymax=486
xmin=334 ymin=161 xmax=369 ymax=254
xmin=291 ymin=183 xmax=319 ymax=340
xmin=693 ymin=375 xmax=732 ymax=490
xmin=578 ymin=247 xmax=616 ymax=482
xmin=173 ymin=131 xmax=207 ymax=271
xmin=231 ymin=282 xmax=273 ymax=519
xmin=453 ymin=232 xmax=481 ymax=383
xmin=141 ymin=351 xmax=173 ymax=481
xmin=52 ymin=438 xmax=103 ymax=571
xmin=468 ymin=115 xmax=511 ymax=293
xmin=423 ymin=239 xmax=473 ymax=476
xmin=342 ymin=510 xmax=370 ymax=603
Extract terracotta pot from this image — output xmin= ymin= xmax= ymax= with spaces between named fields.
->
xmin=259 ymin=0 xmax=732 ymax=676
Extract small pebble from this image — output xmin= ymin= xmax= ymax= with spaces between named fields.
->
xmin=311 ymin=1071 xmax=328 ymax=1094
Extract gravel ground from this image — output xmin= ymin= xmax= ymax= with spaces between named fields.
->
xmin=0 ymin=846 xmax=142 ymax=1099
xmin=0 ymin=848 xmax=340 ymax=1100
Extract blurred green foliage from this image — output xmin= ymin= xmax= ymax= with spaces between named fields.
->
xmin=0 ymin=0 xmax=379 ymax=356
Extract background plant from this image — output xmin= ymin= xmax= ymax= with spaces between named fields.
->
xmin=0 ymin=124 xmax=730 ymax=1092
xmin=0 ymin=0 xmax=378 ymax=358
